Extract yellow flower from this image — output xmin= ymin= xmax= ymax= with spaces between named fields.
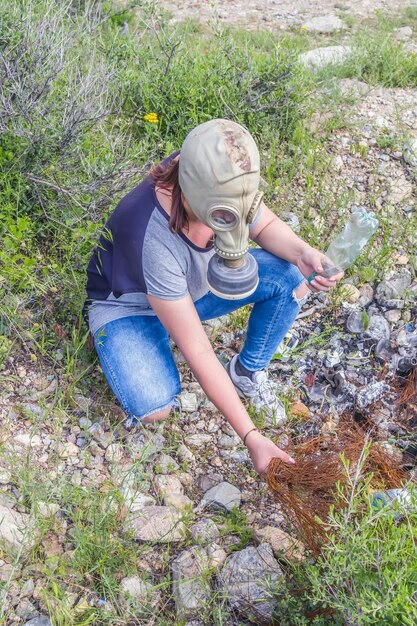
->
xmin=300 ymin=25 xmax=308 ymax=31
xmin=144 ymin=112 xmax=159 ymax=124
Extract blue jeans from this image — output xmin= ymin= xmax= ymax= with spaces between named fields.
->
xmin=93 ymin=249 xmax=306 ymax=421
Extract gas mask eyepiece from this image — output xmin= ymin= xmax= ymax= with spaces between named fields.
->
xmin=206 ymin=191 xmax=263 ymax=299
xmin=179 ymin=119 xmax=263 ymax=300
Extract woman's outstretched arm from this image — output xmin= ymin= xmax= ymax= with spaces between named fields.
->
xmin=147 ymin=293 xmax=295 ymax=473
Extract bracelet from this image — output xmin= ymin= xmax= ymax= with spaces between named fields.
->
xmin=243 ymin=427 xmax=260 ymax=446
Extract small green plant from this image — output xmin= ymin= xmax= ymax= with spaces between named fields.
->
xmin=273 ymin=452 xmax=417 ymax=626
xmin=218 ymin=507 xmax=253 ymax=551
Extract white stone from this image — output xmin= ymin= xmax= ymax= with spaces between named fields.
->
xmin=396 ymin=26 xmax=413 ymax=41
xmin=202 ymin=481 xmax=241 ymax=512
xmin=104 ymin=443 xmax=124 ymax=463
xmin=387 ymin=174 xmax=413 ymax=204
xmin=187 ymin=434 xmax=212 ymax=446
xmin=0 ymin=469 xmax=11 ymax=485
xmin=302 ymin=15 xmax=345 ymax=33
xmin=177 ymin=444 xmax=195 ymax=463
xmin=342 ymin=284 xmax=361 ymax=304
xmin=155 ymin=453 xmax=179 ymax=473
xmin=37 ymin=502 xmax=60 ymax=518
xmin=180 ymin=393 xmax=199 ymax=412
xmin=332 ymin=154 xmax=344 ymax=172
xmin=57 ymin=442 xmax=79 ymax=459
xmin=299 ymin=46 xmax=352 ymax=70
xmin=121 ymin=485 xmax=156 ymax=511
xmin=119 ymin=575 xmax=160 ymax=613
xmin=125 ymin=506 xmax=186 ymax=542
xmin=163 ymin=493 xmax=193 ymax=510
xmin=207 ymin=543 xmax=227 ymax=569
xmin=154 ymin=475 xmax=183 ymax=498
xmin=253 ymin=526 xmax=305 ymax=563
xmin=189 ymin=518 xmax=220 ymax=543
xmin=13 ymin=434 xmax=41 ymax=449
xmin=172 ymin=547 xmax=211 ymax=619
xmin=0 ymin=504 xmax=35 ymax=553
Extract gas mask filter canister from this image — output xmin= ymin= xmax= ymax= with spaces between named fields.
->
xmin=179 ymin=119 xmax=263 ymax=300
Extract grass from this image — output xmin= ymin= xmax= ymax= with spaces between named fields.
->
xmin=0 ymin=0 xmax=416 ymax=624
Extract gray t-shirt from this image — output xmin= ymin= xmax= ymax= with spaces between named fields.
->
xmin=85 ymin=165 xmax=214 ymax=335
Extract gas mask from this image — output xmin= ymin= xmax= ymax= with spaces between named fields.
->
xmin=179 ymin=119 xmax=263 ymax=299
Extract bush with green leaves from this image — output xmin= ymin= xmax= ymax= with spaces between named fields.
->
xmin=274 ymin=452 xmax=417 ymax=626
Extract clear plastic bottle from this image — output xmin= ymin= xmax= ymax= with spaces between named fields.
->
xmin=309 ymin=207 xmax=379 ymax=281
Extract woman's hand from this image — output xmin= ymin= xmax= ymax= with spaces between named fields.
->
xmin=296 ymin=245 xmax=344 ymax=292
xmin=245 ymin=430 xmax=295 ymax=474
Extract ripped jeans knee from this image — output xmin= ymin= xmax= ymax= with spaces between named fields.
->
xmin=293 ymin=281 xmax=309 ymax=308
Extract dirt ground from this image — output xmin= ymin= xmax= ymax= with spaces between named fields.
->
xmin=161 ymin=0 xmax=413 ymax=31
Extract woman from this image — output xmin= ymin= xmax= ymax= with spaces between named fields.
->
xmin=85 ymin=119 xmax=342 ymax=474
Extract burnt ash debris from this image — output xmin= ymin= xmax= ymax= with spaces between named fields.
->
xmin=265 ymin=273 xmax=417 ymax=548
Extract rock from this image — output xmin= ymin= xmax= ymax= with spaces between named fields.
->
xmin=189 ymin=518 xmax=220 ymax=544
xmin=289 ymin=401 xmax=310 ymax=421
xmin=0 ymin=468 xmax=11 ymax=484
xmin=164 ymin=493 xmax=193 ymax=510
xmin=0 ymin=504 xmax=35 ymax=553
xmin=302 ymin=15 xmax=345 ymax=33
xmin=280 ymin=211 xmax=300 ymax=232
xmin=202 ymin=482 xmax=241 ymax=512
xmin=396 ymin=26 xmax=413 ymax=41
xmin=198 ymin=474 xmax=221 ymax=492
xmin=13 ymin=434 xmax=41 ymax=449
xmin=207 ymin=542 xmax=227 ymax=569
xmin=187 ymin=434 xmax=212 ymax=446
xmin=125 ymin=506 xmax=185 ymax=542
xmin=366 ymin=314 xmax=391 ymax=341
xmin=88 ymin=422 xmax=110 ymax=448
xmin=332 ymin=154 xmax=344 ymax=172
xmin=342 ymin=284 xmax=361 ymax=304
xmin=155 ymin=453 xmax=179 ymax=473
xmin=404 ymin=138 xmax=417 ymax=166
xmin=16 ymin=598 xmax=38 ymax=619
xmin=23 ymin=617 xmax=51 ymax=626
xmin=387 ymin=173 xmax=412 ymax=204
xmin=217 ymin=434 xmax=240 ymax=449
xmin=180 ymin=393 xmax=199 ymax=412
xmin=217 ymin=544 xmax=283 ymax=625
xmin=37 ymin=502 xmax=59 ymax=517
xmin=177 ymin=444 xmax=195 ymax=463
xmin=119 ymin=575 xmax=159 ymax=614
xmin=104 ymin=443 xmax=124 ymax=463
xmin=253 ymin=526 xmax=305 ymax=563
xmin=79 ymin=416 xmax=92 ymax=429
xmin=299 ymin=46 xmax=352 ymax=70
xmin=385 ymin=309 xmax=401 ymax=323
xmin=178 ymin=472 xmax=193 ymax=487
xmin=154 ymin=475 xmax=183 ymax=498
xmin=130 ymin=430 xmax=165 ymax=460
xmin=57 ymin=441 xmax=79 ymax=459
xmin=21 ymin=578 xmax=35 ymax=597
xmin=122 ymin=489 xmax=156 ymax=511
xmin=172 ymin=546 xmax=211 ymax=620
xmin=358 ymin=284 xmax=374 ymax=307
xmin=74 ymin=394 xmax=92 ymax=413
xmin=375 ymin=274 xmax=412 ymax=304
xmin=339 ymin=78 xmax=369 ymax=97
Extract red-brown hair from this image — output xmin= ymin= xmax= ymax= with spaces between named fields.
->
xmin=150 ymin=157 xmax=188 ymax=233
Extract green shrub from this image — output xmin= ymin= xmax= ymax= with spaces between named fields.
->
xmin=274 ymin=454 xmax=417 ymax=625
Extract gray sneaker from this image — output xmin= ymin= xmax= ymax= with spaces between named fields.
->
xmin=226 ymin=355 xmax=287 ymax=427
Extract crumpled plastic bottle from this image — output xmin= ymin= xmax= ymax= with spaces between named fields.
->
xmin=309 ymin=207 xmax=379 ymax=281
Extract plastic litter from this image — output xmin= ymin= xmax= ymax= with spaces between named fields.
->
xmin=372 ymin=488 xmax=415 ymax=519
xmin=356 ymin=381 xmax=389 ymax=409
xmin=308 ymin=207 xmax=379 ymax=282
